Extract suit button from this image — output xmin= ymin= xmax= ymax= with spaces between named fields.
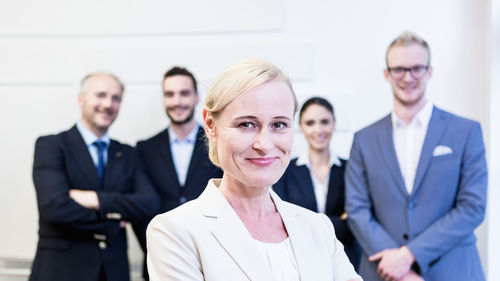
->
xmin=408 ymin=202 xmax=415 ymax=209
xmin=179 ymin=196 xmax=187 ymax=204
xmin=106 ymin=212 xmax=122 ymax=220
xmin=93 ymin=233 xmax=107 ymax=241
xmin=403 ymin=234 xmax=409 ymax=240
xmin=99 ymin=241 xmax=107 ymax=249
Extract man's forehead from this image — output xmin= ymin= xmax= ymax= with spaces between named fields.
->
xmin=164 ymin=75 xmax=195 ymax=88
xmin=89 ymin=75 xmax=119 ymax=86
xmin=87 ymin=76 xmax=122 ymax=93
xmin=387 ymin=45 xmax=429 ymax=65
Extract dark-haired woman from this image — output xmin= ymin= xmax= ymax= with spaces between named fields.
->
xmin=274 ymin=97 xmax=361 ymax=269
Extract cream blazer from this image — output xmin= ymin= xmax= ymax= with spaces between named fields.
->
xmin=147 ymin=179 xmax=361 ymax=281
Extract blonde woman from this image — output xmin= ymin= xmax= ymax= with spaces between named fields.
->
xmin=146 ymin=59 xmax=361 ymax=281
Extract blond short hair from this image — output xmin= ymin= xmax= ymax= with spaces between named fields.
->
xmin=204 ymin=59 xmax=298 ymax=167
xmin=386 ymin=31 xmax=431 ymax=66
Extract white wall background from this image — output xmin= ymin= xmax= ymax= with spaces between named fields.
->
xmin=0 ymin=0 xmax=497 ymax=280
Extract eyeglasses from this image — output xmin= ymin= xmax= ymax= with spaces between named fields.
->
xmin=387 ymin=65 xmax=429 ymax=80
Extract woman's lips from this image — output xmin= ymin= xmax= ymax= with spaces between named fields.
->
xmin=247 ymin=157 xmax=277 ymax=166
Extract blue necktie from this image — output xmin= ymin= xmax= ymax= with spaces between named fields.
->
xmin=93 ymin=141 xmax=106 ymax=182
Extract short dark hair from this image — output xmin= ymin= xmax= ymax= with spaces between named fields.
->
xmin=163 ymin=66 xmax=198 ymax=93
xmin=299 ymin=97 xmax=335 ymax=123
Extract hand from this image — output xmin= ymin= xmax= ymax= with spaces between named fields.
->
xmin=400 ymin=270 xmax=424 ymax=281
xmin=340 ymin=212 xmax=348 ymax=220
xmin=69 ymin=189 xmax=100 ymax=210
xmin=369 ymin=246 xmax=415 ymax=281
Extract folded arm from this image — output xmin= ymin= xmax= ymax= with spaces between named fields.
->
xmin=96 ymin=152 xmax=161 ymax=224
xmin=33 ymin=137 xmax=111 ymax=234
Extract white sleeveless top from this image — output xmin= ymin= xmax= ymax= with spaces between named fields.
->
xmin=254 ymin=238 xmax=300 ymax=281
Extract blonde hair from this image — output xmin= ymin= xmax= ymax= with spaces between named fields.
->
xmin=204 ymin=59 xmax=298 ymax=167
xmin=386 ymin=31 xmax=431 ymax=66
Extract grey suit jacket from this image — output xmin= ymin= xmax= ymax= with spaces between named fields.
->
xmin=147 ymin=179 xmax=361 ymax=281
xmin=345 ymin=107 xmax=487 ymax=281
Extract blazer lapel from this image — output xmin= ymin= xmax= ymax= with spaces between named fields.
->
xmin=272 ymin=191 xmax=316 ymax=280
xmin=184 ymin=127 xmax=205 ymax=187
xmin=102 ymin=140 xmax=124 ymax=190
xmin=376 ymin=115 xmax=408 ymax=197
xmin=66 ymin=125 xmax=101 ymax=189
xmin=412 ymin=107 xmax=450 ymax=196
xmin=159 ymin=129 xmax=181 ymax=189
xmin=291 ymin=165 xmax=318 ymax=212
xmin=200 ymin=182 xmax=274 ymax=281
xmin=325 ymin=164 xmax=343 ymax=215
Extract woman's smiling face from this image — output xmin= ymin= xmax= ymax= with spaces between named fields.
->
xmin=207 ymin=79 xmax=295 ymax=189
xmin=299 ymin=104 xmax=335 ymax=152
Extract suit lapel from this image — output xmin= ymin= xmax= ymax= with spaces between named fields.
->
xmin=412 ymin=107 xmax=450 ymax=196
xmin=159 ymin=129 xmax=181 ymax=189
xmin=376 ymin=115 xmax=408 ymax=197
xmin=66 ymin=125 xmax=101 ymax=189
xmin=325 ymin=164 xmax=342 ymax=214
xmin=200 ymin=182 xmax=273 ymax=281
xmin=291 ymin=165 xmax=318 ymax=212
xmin=272 ymin=191 xmax=316 ymax=280
xmin=185 ymin=127 xmax=205 ymax=187
xmin=103 ymin=141 xmax=124 ymax=190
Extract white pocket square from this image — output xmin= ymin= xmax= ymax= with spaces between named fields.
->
xmin=433 ymin=145 xmax=453 ymax=157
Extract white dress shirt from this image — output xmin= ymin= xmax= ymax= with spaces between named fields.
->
xmin=296 ymin=152 xmax=342 ymax=214
xmin=168 ymin=124 xmax=198 ymax=187
xmin=391 ymin=101 xmax=433 ymax=194
xmin=76 ymin=121 xmax=110 ymax=166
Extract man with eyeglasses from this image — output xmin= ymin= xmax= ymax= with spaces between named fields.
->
xmin=345 ymin=31 xmax=487 ymax=281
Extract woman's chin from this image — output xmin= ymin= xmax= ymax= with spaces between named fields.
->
xmin=242 ymin=176 xmax=280 ymax=189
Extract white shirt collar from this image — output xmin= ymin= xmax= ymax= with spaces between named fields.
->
xmin=168 ymin=124 xmax=199 ymax=144
xmin=295 ymin=151 xmax=342 ymax=168
xmin=76 ymin=121 xmax=110 ymax=146
xmin=391 ymin=100 xmax=434 ymax=129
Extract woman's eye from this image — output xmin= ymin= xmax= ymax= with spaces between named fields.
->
xmin=272 ymin=122 xmax=288 ymax=129
xmin=237 ymin=122 xmax=255 ymax=128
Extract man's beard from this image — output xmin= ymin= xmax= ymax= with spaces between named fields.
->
xmin=167 ymin=107 xmax=195 ymax=125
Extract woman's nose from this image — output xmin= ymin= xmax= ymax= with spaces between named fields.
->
xmin=253 ymin=129 xmax=273 ymax=152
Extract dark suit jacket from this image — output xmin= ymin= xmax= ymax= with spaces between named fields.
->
xmin=137 ymin=126 xmax=223 ymax=214
xmin=273 ymin=157 xmax=360 ymax=268
xmin=134 ymin=126 xmax=223 ymax=268
xmin=30 ymin=125 xmax=160 ymax=281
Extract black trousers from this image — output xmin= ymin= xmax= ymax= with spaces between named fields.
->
xmin=98 ymin=266 xmax=107 ymax=281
